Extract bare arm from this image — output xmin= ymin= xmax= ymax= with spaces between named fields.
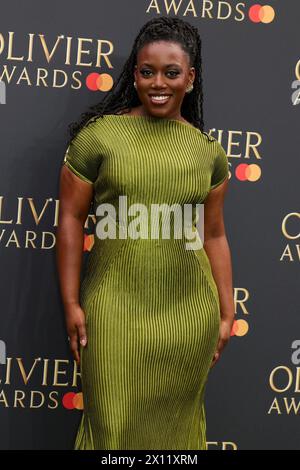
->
xmin=56 ymin=164 xmax=94 ymax=364
xmin=203 ymin=177 xmax=235 ymax=368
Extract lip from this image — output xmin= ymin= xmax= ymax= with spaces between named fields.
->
xmin=149 ymin=94 xmax=172 ymax=105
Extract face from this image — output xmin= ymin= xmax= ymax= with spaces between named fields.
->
xmin=134 ymin=41 xmax=195 ymax=119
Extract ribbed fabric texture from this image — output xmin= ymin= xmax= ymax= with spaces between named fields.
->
xmin=63 ymin=114 xmax=229 ymax=450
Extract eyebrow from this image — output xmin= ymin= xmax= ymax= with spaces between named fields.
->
xmin=140 ymin=63 xmax=181 ymax=68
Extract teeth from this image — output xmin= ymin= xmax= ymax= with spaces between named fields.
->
xmin=151 ymin=95 xmax=170 ymax=101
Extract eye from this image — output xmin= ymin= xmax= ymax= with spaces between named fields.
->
xmin=140 ymin=69 xmax=152 ymax=77
xmin=140 ymin=69 xmax=180 ymax=78
xmin=167 ymin=70 xmax=180 ymax=78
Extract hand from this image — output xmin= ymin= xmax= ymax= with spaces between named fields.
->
xmin=65 ymin=303 xmax=88 ymax=365
xmin=210 ymin=318 xmax=233 ymax=369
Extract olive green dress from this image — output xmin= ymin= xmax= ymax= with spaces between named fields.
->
xmin=63 ymin=113 xmax=229 ymax=450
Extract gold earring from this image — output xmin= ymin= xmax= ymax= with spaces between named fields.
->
xmin=134 ymin=81 xmax=137 ymax=89
xmin=186 ymin=83 xmax=193 ymax=93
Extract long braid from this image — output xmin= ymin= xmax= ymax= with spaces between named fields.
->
xmin=67 ymin=16 xmax=215 ymax=146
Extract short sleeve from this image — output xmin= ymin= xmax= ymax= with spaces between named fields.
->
xmin=210 ymin=141 xmax=229 ymax=190
xmin=63 ymin=121 xmax=100 ymax=184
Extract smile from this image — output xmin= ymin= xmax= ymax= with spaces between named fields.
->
xmin=149 ymin=95 xmax=171 ymax=105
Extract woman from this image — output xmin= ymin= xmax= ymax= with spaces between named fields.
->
xmin=56 ymin=16 xmax=235 ymax=450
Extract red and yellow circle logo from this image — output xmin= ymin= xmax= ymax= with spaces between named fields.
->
xmin=86 ymin=73 xmax=113 ymax=91
xmin=83 ymin=233 xmax=94 ymax=252
xmin=235 ymin=163 xmax=261 ymax=182
xmin=249 ymin=4 xmax=275 ymax=23
xmin=231 ymin=319 xmax=249 ymax=337
xmin=62 ymin=392 xmax=84 ymax=410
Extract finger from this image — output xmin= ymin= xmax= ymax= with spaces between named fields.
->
xmin=210 ymin=358 xmax=216 ymax=368
xmin=77 ymin=321 xmax=88 ymax=347
xmin=210 ymin=352 xmax=220 ymax=369
xmin=69 ymin=333 xmax=80 ymax=364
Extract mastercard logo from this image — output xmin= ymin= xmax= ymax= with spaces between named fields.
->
xmin=249 ymin=4 xmax=275 ymax=23
xmin=235 ymin=163 xmax=261 ymax=182
xmin=231 ymin=319 xmax=249 ymax=337
xmin=62 ymin=392 xmax=84 ymax=410
xmin=83 ymin=233 xmax=94 ymax=252
xmin=86 ymin=73 xmax=113 ymax=91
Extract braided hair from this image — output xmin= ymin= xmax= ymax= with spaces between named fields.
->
xmin=67 ymin=16 xmax=215 ymax=145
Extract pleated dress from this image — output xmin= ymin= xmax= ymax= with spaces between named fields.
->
xmin=62 ymin=113 xmax=229 ymax=450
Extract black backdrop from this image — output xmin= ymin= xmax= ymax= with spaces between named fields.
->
xmin=0 ymin=1 xmax=299 ymax=450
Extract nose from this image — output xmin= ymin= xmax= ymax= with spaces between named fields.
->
xmin=151 ymin=72 xmax=167 ymax=89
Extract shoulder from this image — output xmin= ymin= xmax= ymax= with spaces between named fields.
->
xmin=69 ymin=115 xmax=109 ymax=148
xmin=203 ymin=135 xmax=227 ymax=160
xmin=195 ymin=131 xmax=224 ymax=161
xmin=214 ymin=139 xmax=227 ymax=156
xmin=81 ymin=115 xmax=106 ymax=135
